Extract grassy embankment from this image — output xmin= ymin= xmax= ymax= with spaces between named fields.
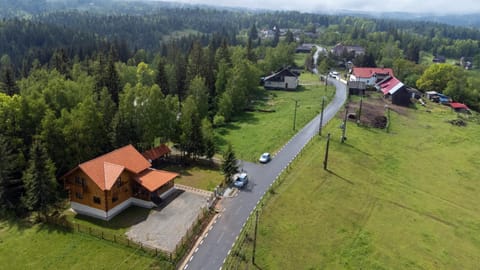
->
xmin=225 ymin=101 xmax=480 ymax=269
xmin=0 ymin=219 xmax=170 ymax=270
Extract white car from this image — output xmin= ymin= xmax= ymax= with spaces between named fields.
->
xmin=259 ymin=153 xmax=271 ymax=163
xmin=233 ymin=173 xmax=248 ymax=188
xmin=329 ymin=71 xmax=340 ymax=80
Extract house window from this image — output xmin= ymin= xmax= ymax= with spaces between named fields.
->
xmin=75 ymin=192 xmax=83 ymax=199
xmin=93 ymin=196 xmax=101 ymax=204
xmin=75 ymin=176 xmax=86 ymax=187
xmin=112 ymin=193 xmax=118 ymax=203
xmin=116 ymin=177 xmax=123 ymax=188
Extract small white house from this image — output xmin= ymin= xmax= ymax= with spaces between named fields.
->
xmin=350 ymin=67 xmax=394 ymax=86
xmin=263 ymin=68 xmax=299 ymax=90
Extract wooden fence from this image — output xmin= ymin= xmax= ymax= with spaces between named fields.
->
xmin=42 ymin=207 xmax=215 ymax=266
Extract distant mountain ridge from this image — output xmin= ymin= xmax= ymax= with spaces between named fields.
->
xmin=1 ymin=0 xmax=479 ymax=28
xmin=320 ymin=9 xmax=480 ymax=28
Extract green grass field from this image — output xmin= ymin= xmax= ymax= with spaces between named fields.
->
xmin=226 ymin=102 xmax=480 ymax=269
xmin=64 ymin=206 xmax=151 ymax=235
xmin=164 ymin=164 xmax=223 ymax=191
xmin=0 ymin=220 xmax=170 ymax=270
xmin=215 ymin=73 xmax=335 ymax=161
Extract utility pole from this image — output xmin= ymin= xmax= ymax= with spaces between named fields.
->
xmin=293 ymin=99 xmax=298 ymax=131
xmin=385 ymin=105 xmax=391 ymax=133
xmin=252 ymin=210 xmax=259 ymax=264
xmin=319 ymin=96 xmax=325 ymax=136
xmin=341 ymin=105 xmax=349 ymax=143
xmin=357 ymin=96 xmax=363 ymax=126
xmin=323 ymin=133 xmax=331 ymax=170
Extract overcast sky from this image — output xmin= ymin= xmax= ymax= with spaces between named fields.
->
xmin=165 ymin=0 xmax=480 ymax=14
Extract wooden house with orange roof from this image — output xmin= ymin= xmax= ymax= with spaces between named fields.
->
xmin=62 ymin=145 xmax=178 ymax=220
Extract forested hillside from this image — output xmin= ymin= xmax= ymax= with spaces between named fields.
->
xmin=1 ymin=0 xmax=480 ymax=218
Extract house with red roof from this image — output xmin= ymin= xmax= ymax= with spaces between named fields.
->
xmin=350 ymin=67 xmax=394 ymax=86
xmin=62 ymin=145 xmax=178 ymax=220
xmin=376 ymin=76 xmax=411 ymax=106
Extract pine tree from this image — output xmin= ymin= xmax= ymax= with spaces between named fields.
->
xmin=285 ymin=30 xmax=294 ymax=44
xmin=186 ymin=40 xmax=205 ymax=87
xmin=179 ymin=96 xmax=204 ymax=159
xmin=0 ymin=136 xmax=16 ymax=211
xmin=201 ymin=119 xmax=216 ymax=159
xmin=22 ymin=140 xmax=58 ymax=217
xmin=248 ymin=23 xmax=258 ymax=40
xmin=221 ymin=143 xmax=238 ymax=185
xmin=155 ymin=58 xmax=170 ymax=96
xmin=0 ymin=67 xmax=19 ymax=96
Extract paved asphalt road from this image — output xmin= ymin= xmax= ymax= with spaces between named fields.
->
xmin=184 ymin=78 xmax=347 ymax=270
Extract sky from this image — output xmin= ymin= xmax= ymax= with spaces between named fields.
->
xmin=163 ymin=0 xmax=480 ymax=14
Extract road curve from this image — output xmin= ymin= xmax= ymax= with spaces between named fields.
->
xmin=185 ymin=78 xmax=347 ymax=270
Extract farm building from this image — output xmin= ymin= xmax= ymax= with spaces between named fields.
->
xmin=62 ymin=145 xmax=179 ymax=220
xmin=376 ymin=76 xmax=411 ymax=106
xmin=347 ymin=80 xmax=367 ymax=95
xmin=425 ymin=91 xmax=438 ymax=100
xmin=142 ymin=144 xmax=171 ymax=167
xmin=350 ymin=67 xmax=394 ymax=86
xmin=450 ymin=102 xmax=471 ymax=113
xmin=295 ymin=43 xmax=315 ymax=53
xmin=262 ymin=68 xmax=299 ymax=90
xmin=331 ymin=43 xmax=365 ymax=57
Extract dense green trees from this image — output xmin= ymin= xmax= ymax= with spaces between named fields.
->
xmin=21 ymin=140 xmax=58 ymax=217
xmin=3 ymin=0 xmax=480 ymax=219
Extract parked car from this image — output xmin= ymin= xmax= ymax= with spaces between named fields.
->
xmin=233 ymin=173 xmax=249 ymax=188
xmin=259 ymin=152 xmax=271 ymax=163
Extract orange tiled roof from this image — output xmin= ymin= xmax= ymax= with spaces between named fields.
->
xmin=136 ymin=169 xmax=179 ymax=192
xmin=142 ymin=144 xmax=171 ymax=161
xmin=74 ymin=145 xmax=151 ymax=191
xmin=352 ymin=67 xmax=394 ymax=78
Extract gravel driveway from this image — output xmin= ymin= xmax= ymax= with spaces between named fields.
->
xmin=126 ymin=189 xmax=210 ymax=252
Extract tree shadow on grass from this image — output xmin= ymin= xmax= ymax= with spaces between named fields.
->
xmin=72 ymin=206 xmax=150 ymax=231
xmin=2 ymin=217 xmax=34 ymax=233
xmin=253 ymin=261 xmax=265 ymax=270
xmin=343 ymin=142 xmax=371 ymax=157
xmin=326 ymin=169 xmax=355 ymax=185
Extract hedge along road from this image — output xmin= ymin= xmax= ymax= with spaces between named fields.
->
xmin=184 ymin=78 xmax=347 ymax=270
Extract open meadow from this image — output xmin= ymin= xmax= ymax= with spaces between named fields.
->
xmin=0 ymin=219 xmax=170 ymax=270
xmin=215 ymin=72 xmax=335 ymax=161
xmin=226 ymin=101 xmax=480 ymax=269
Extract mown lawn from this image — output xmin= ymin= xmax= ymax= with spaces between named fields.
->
xmin=215 ymin=72 xmax=335 ymax=161
xmin=226 ymin=102 xmax=480 ymax=269
xmin=64 ymin=205 xmax=151 ymax=235
xmin=0 ymin=219 xmax=171 ymax=270
xmin=164 ymin=164 xmax=223 ymax=191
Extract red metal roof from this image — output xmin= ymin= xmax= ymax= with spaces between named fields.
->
xmin=450 ymin=102 xmax=469 ymax=110
xmin=142 ymin=144 xmax=171 ymax=161
xmin=352 ymin=67 xmax=394 ymax=78
xmin=378 ymin=76 xmax=404 ymax=95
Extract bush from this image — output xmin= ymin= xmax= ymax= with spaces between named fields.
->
xmin=213 ymin=114 xmax=226 ymax=127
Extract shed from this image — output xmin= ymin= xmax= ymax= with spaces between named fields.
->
xmin=450 ymin=102 xmax=471 ymax=113
xmin=142 ymin=144 xmax=171 ymax=167
xmin=348 ymin=80 xmax=366 ymax=95
xmin=376 ymin=76 xmax=411 ymax=106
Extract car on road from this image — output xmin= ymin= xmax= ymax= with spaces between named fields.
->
xmin=328 ymin=71 xmax=340 ymax=80
xmin=233 ymin=173 xmax=248 ymax=188
xmin=259 ymin=152 xmax=271 ymax=163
